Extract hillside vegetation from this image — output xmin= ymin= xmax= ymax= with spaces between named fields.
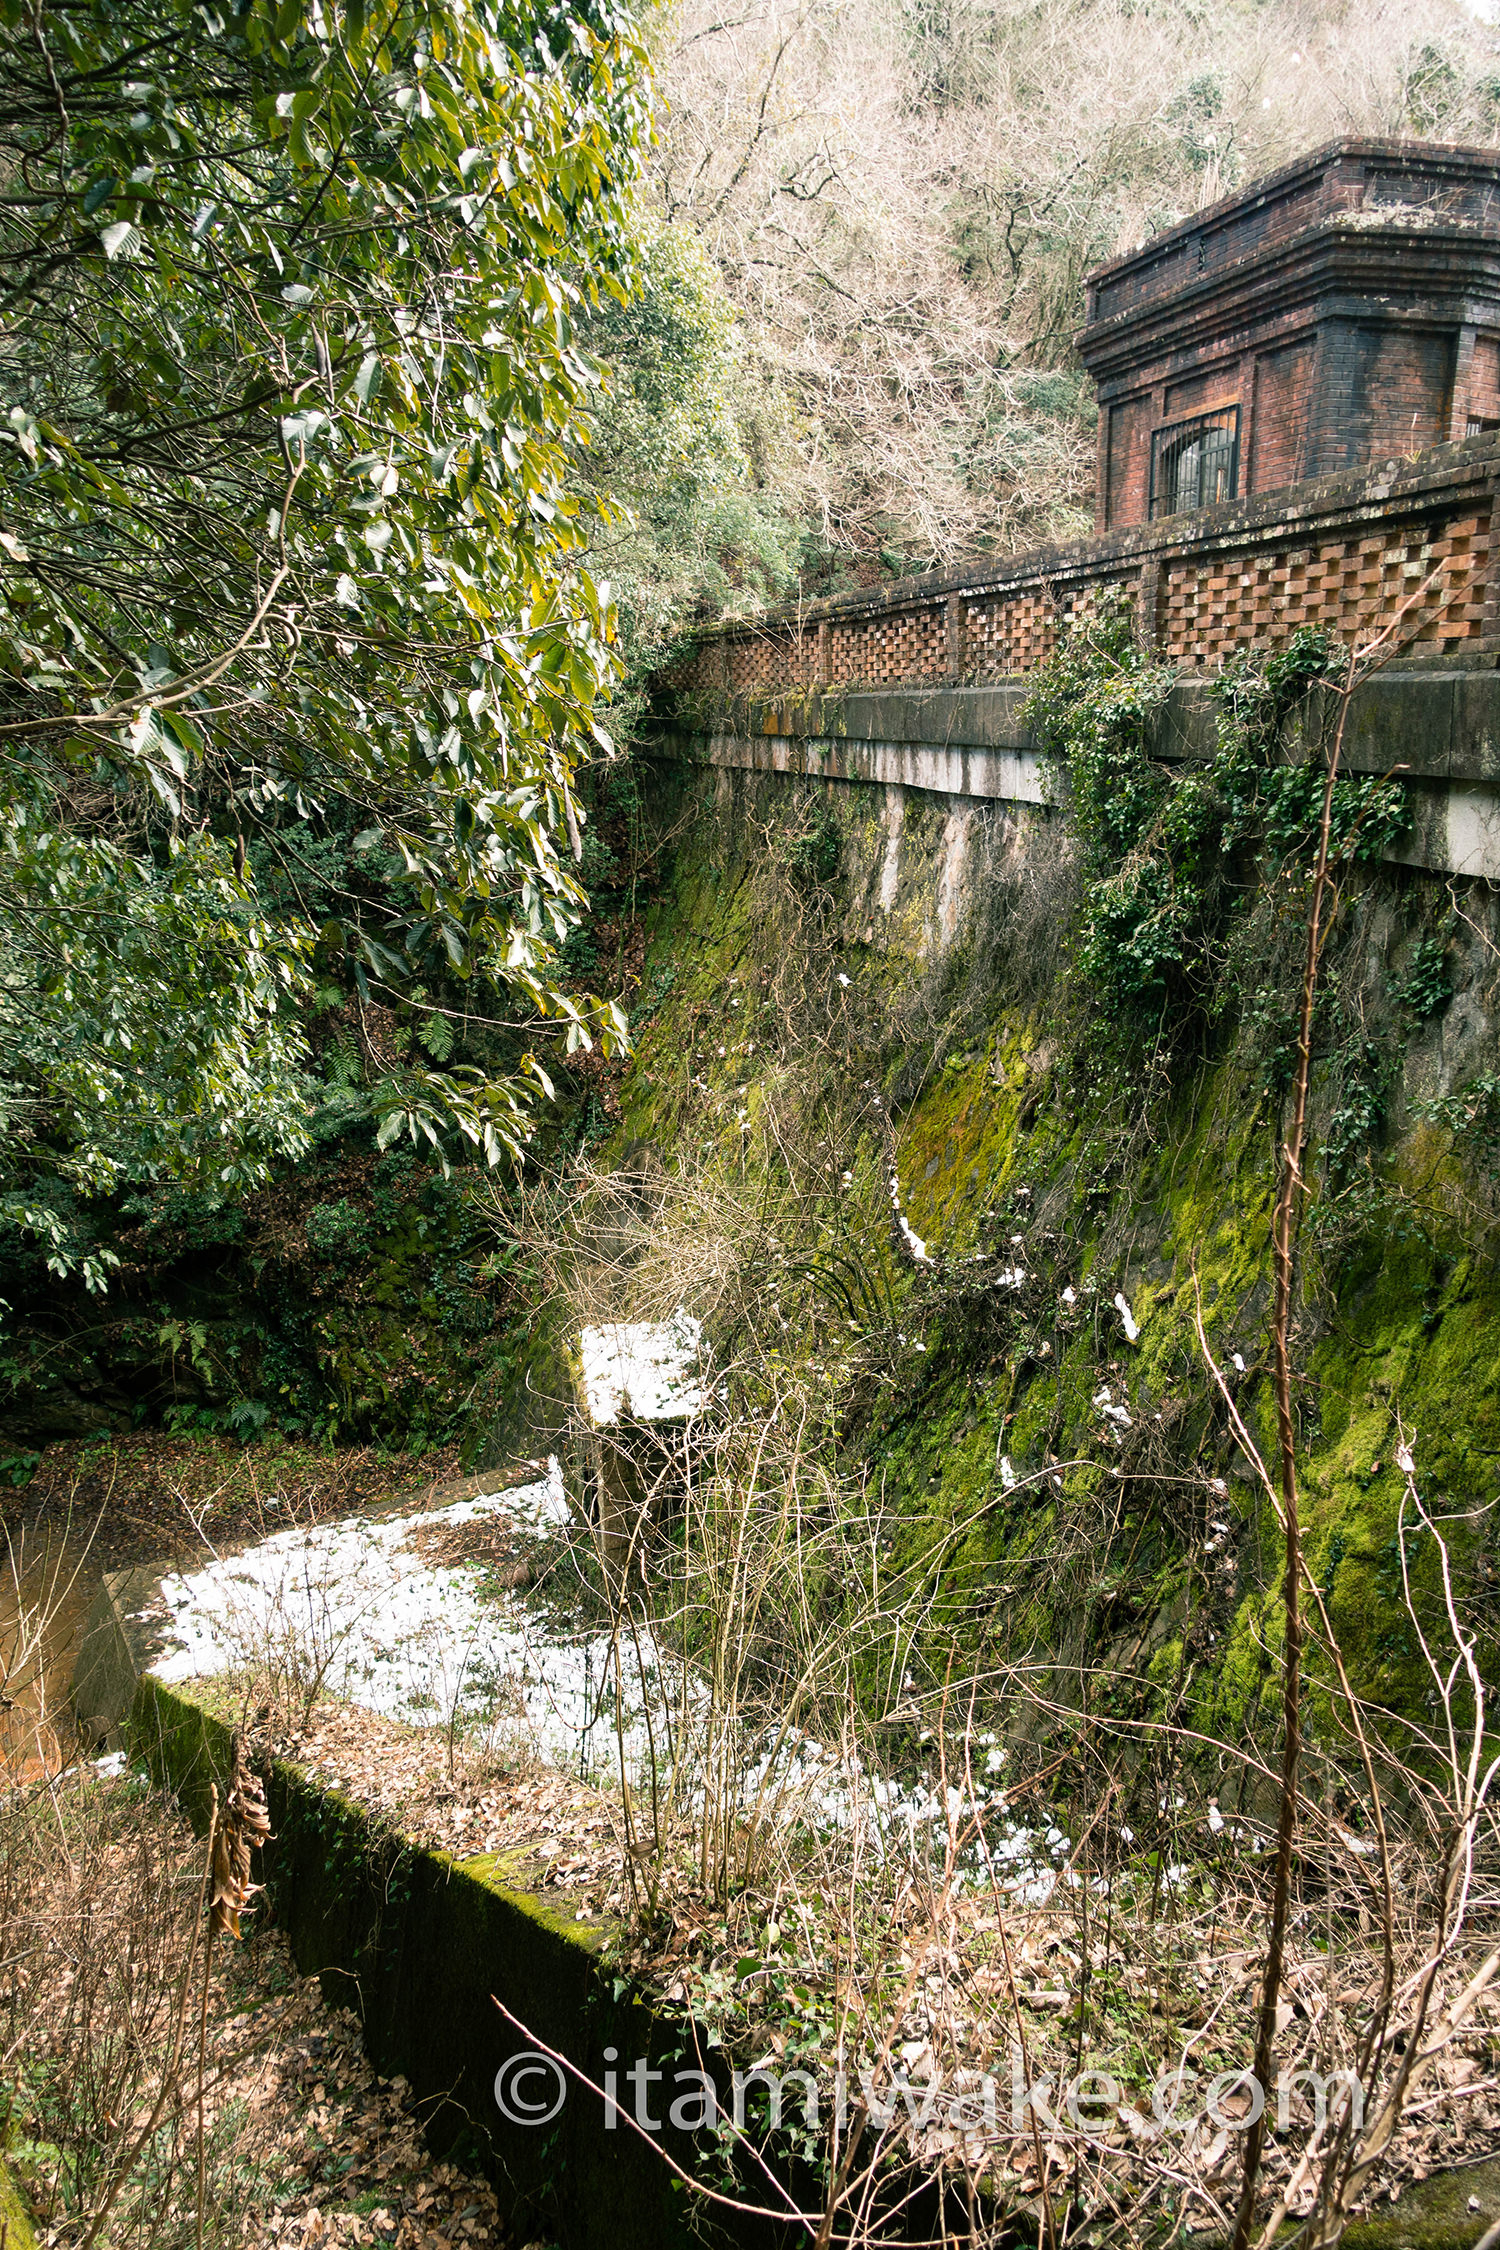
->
xmin=643 ymin=0 xmax=1500 ymax=585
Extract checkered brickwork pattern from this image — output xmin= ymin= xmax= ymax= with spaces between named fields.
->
xmin=669 ymin=579 xmax=1141 ymax=698
xmin=726 ymin=629 xmax=812 ymax=695
xmin=824 ymin=599 xmax=950 ymax=686
xmin=1162 ymin=515 xmax=1490 ymax=665
xmin=963 ymin=580 xmax=1135 ymax=680
xmin=662 ymin=501 xmax=1495 ymax=700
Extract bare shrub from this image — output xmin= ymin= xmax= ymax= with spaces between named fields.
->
xmin=0 ymin=1763 xmax=256 ymax=2250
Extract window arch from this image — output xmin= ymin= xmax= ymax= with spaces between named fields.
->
xmin=1150 ymin=406 xmax=1240 ymax=519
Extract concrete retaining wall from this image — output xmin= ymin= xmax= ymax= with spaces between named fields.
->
xmin=127 ymin=1676 xmax=784 ymax=2250
xmin=653 ymin=662 xmax=1500 ymax=881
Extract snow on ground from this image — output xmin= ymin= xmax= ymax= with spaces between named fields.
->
xmin=145 ymin=1465 xmax=1057 ymax=1887
xmin=147 ymin=1465 xmax=667 ymax=1783
xmin=576 ymin=1308 xmax=708 ymax=1426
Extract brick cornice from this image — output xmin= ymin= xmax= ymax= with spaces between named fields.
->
xmin=1082 ymin=136 xmax=1500 ymax=319
xmin=1080 ymin=219 xmax=1500 ymax=390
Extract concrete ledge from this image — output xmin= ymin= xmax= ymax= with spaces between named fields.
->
xmin=120 ymin=1676 xmax=1500 ymax=2250
xmin=127 ymin=1676 xmax=779 ymax=2250
xmin=670 ymin=669 xmax=1500 ymax=780
xmin=838 ymin=686 xmax=1033 ymax=748
xmin=652 ymin=666 xmax=1500 ymax=880
xmin=74 ymin=1568 xmax=167 ymax=1744
xmin=684 ymin=725 xmax=1049 ymax=805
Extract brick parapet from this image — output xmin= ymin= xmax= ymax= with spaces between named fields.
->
xmin=655 ymin=436 xmax=1500 ymax=705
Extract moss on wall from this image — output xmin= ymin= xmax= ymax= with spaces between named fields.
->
xmin=0 ymin=2151 xmax=39 ymax=2250
xmin=586 ymin=749 xmax=1500 ymax=1791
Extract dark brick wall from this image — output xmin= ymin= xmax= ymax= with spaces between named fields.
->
xmin=1311 ymin=322 xmax=1454 ymax=475
xmin=1250 ymin=336 xmax=1315 ymax=490
xmin=1471 ymin=337 xmax=1500 ymax=425
xmin=1165 ymin=360 xmax=1242 ymax=421
xmin=1105 ymin=394 xmax=1153 ymax=526
xmin=1080 ymin=140 xmax=1500 ymax=532
xmin=1086 ymin=141 xmax=1500 ymax=327
xmin=1089 ymin=166 xmax=1336 ymax=324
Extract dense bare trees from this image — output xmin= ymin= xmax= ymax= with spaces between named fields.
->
xmin=647 ymin=0 xmax=1500 ymax=580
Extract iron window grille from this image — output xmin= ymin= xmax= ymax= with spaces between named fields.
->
xmin=1149 ymin=405 xmax=1240 ymax=520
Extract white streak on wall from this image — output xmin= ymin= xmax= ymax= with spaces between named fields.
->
xmin=930 ymin=807 xmax=974 ymax=949
xmin=878 ymin=784 xmax=905 ymax=912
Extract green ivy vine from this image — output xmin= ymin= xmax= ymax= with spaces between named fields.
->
xmin=1022 ymin=601 xmax=1412 ymax=1040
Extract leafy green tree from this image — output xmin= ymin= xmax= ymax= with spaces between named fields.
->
xmin=576 ymin=217 xmax=800 ymax=681
xmin=0 ymin=0 xmax=648 ymax=1284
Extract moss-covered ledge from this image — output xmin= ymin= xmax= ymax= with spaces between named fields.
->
xmin=128 ymin=1676 xmax=781 ymax=2250
xmin=0 ymin=2150 xmax=39 ymax=2250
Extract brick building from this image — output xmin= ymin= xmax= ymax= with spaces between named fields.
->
xmin=1079 ymin=138 xmax=1500 ymax=533
xmin=655 ymin=132 xmax=1500 ymax=835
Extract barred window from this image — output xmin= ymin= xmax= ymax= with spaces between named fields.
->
xmin=1150 ymin=406 xmax=1240 ymax=520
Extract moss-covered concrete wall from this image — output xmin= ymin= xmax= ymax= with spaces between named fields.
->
xmin=549 ymin=747 xmax=1500 ymax=1785
xmin=128 ymin=1676 xmax=784 ymax=2250
xmin=0 ymin=2151 xmax=39 ymax=2250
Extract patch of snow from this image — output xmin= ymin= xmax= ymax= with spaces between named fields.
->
xmin=897 ymin=1213 xmax=933 ymax=1265
xmin=470 ymin=1455 xmax=569 ymax=1528
xmin=1113 ymin=1291 xmax=1140 ymax=1342
xmin=578 ymin=1309 xmax=707 ymax=1427
xmin=143 ymin=1466 xmax=1075 ymax=1894
xmin=147 ymin=1469 xmax=672 ymax=1781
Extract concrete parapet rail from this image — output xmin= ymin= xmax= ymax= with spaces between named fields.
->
xmin=650 ymin=663 xmax=1500 ymax=882
xmin=650 ymin=439 xmax=1500 ymax=881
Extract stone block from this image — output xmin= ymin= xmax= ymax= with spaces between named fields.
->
xmin=1453 ymin=669 xmax=1500 ymax=782
xmin=1340 ymin=672 xmax=1454 ymax=780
